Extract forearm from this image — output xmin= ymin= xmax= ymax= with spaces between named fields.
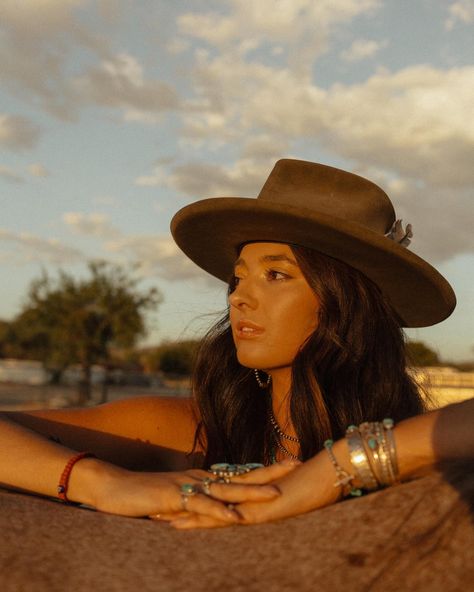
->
xmin=0 ymin=413 xmax=118 ymax=506
xmin=324 ymin=398 xmax=474 ymax=500
xmin=395 ymin=397 xmax=474 ymax=477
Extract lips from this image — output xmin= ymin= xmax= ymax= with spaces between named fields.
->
xmin=234 ymin=319 xmax=264 ymax=339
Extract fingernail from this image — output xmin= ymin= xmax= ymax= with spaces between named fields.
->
xmin=224 ymin=509 xmax=239 ymax=521
xmin=262 ymin=486 xmax=280 ymax=497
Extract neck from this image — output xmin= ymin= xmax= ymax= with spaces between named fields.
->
xmin=268 ymin=367 xmax=293 ymax=429
xmin=267 ymin=367 xmax=301 ymax=457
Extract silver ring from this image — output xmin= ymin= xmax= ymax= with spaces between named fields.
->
xmin=201 ymin=477 xmax=214 ymax=496
xmin=209 ymin=463 xmax=241 ymax=482
xmin=209 ymin=462 xmax=264 ymax=482
xmin=180 ymin=483 xmax=197 ymax=511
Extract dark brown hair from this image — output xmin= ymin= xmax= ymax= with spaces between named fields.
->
xmin=192 ymin=245 xmax=425 ymax=466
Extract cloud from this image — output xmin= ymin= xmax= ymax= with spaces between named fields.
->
xmin=318 ymin=66 xmax=474 ymax=188
xmin=350 ymin=168 xmax=474 ymax=262
xmin=0 ymin=2 xmax=179 ymax=122
xmin=135 ymin=166 xmax=168 ymax=187
xmin=177 ymin=0 xmax=381 ymax=81
xmin=104 ymin=235 xmax=202 ymax=281
xmin=75 ymin=53 xmax=180 ymax=121
xmin=166 ymin=51 xmax=474 ymax=262
xmin=340 ymin=38 xmax=387 ymax=62
xmin=445 ymin=0 xmax=474 ymax=29
xmin=63 ymin=212 xmax=120 ymax=239
xmin=178 ymin=0 xmax=380 ymax=53
xmin=0 ymin=114 xmax=41 ymax=151
xmin=241 ymin=134 xmax=290 ymax=160
xmin=62 ymin=213 xmax=207 ymax=282
xmin=0 ymin=165 xmax=23 ymax=184
xmin=0 ymin=228 xmax=84 ymax=264
xmin=139 ymin=159 xmax=275 ymax=198
xmin=189 ymin=59 xmax=473 ymax=190
xmin=0 ymin=0 xmax=112 ymax=120
xmin=28 ymin=163 xmax=50 ymax=178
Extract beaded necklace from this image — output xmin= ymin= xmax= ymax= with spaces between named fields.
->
xmin=269 ymin=411 xmax=300 ymax=443
xmin=269 ymin=411 xmax=301 ymax=462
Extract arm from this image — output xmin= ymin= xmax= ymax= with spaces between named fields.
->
xmin=0 ymin=396 xmax=195 ymax=511
xmin=170 ymin=398 xmax=474 ymax=528
xmin=0 ymin=398 xmax=284 ymax=519
xmin=3 ymin=396 xmax=199 ymax=470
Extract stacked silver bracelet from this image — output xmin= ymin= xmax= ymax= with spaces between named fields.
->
xmin=345 ymin=419 xmax=400 ymax=491
xmin=345 ymin=425 xmax=379 ymax=491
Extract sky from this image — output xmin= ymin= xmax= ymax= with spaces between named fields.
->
xmin=0 ymin=0 xmax=473 ymax=362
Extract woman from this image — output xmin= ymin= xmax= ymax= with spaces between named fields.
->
xmin=0 ymin=159 xmax=472 ymax=526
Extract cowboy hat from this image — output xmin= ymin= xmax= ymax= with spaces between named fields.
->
xmin=171 ymin=159 xmax=455 ymax=327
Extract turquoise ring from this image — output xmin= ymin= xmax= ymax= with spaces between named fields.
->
xmin=180 ymin=483 xmax=197 ymax=511
xmin=200 ymin=477 xmax=214 ymax=496
xmin=209 ymin=462 xmax=265 ymax=483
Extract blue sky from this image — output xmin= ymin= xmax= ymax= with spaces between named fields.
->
xmin=0 ymin=0 xmax=473 ymax=361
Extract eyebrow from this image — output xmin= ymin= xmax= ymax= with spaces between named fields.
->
xmin=234 ymin=254 xmax=298 ymax=268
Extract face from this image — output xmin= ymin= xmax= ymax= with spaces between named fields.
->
xmin=229 ymin=242 xmax=320 ymax=373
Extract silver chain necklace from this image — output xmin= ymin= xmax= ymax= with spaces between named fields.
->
xmin=273 ymin=436 xmax=301 ymax=461
xmin=269 ymin=411 xmax=300 ymax=443
xmin=269 ymin=411 xmax=301 ymax=461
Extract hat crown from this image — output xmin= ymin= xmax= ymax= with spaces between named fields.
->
xmin=257 ymin=159 xmax=395 ymax=235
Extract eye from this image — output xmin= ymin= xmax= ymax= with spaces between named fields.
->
xmin=265 ymin=269 xmax=289 ymax=281
xmin=229 ymin=274 xmax=241 ymax=293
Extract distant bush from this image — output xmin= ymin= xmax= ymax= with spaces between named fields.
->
xmin=406 ymin=340 xmax=441 ymax=367
xmin=143 ymin=340 xmax=200 ymax=376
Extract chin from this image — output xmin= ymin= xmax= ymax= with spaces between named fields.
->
xmin=235 ymin=349 xmax=283 ymax=371
xmin=235 ymin=348 xmax=266 ymax=369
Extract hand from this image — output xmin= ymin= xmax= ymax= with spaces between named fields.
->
xmin=170 ymin=446 xmax=343 ymax=529
xmin=85 ymin=461 xmax=297 ymax=522
xmin=150 ymin=460 xmax=301 ymax=524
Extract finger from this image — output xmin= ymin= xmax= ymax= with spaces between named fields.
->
xmin=186 ymin=493 xmax=240 ymax=523
xmin=203 ymin=481 xmax=280 ymax=503
xmin=171 ymin=513 xmax=231 ymax=530
xmin=182 ymin=469 xmax=211 ymax=480
xmin=149 ymin=511 xmax=189 ymax=521
xmin=236 ymin=496 xmax=298 ymax=525
xmin=231 ymin=460 xmax=301 ymax=484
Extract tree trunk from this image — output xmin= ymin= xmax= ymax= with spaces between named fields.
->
xmin=99 ymin=365 xmax=110 ymax=404
xmin=77 ymin=363 xmax=92 ymax=406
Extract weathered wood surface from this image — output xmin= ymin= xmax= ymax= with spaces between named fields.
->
xmin=1 ymin=465 xmax=473 ymax=592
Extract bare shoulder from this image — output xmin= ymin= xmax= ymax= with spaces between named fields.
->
xmin=7 ymin=395 xmax=199 ymax=453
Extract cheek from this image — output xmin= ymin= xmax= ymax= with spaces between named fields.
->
xmin=287 ymin=295 xmax=320 ymax=335
xmin=271 ymin=296 xmax=320 ymax=354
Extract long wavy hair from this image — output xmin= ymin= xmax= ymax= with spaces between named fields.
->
xmin=192 ymin=245 xmax=425 ymax=466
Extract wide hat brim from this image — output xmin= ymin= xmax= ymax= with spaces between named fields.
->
xmin=171 ymin=197 xmax=456 ymax=328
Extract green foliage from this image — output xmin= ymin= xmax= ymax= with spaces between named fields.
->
xmin=143 ymin=340 xmax=200 ymax=376
xmin=406 ymin=340 xmax=441 ymax=367
xmin=9 ymin=261 xmax=162 ymax=402
xmin=0 ymin=319 xmax=12 ymax=358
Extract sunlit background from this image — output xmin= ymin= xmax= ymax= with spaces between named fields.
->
xmin=0 ymin=0 xmax=473 ymax=361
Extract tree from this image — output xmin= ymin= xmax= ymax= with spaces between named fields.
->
xmin=0 ymin=320 xmax=11 ymax=358
xmin=141 ymin=340 xmax=200 ymax=376
xmin=12 ymin=261 xmax=162 ymax=404
xmin=406 ymin=340 xmax=441 ymax=367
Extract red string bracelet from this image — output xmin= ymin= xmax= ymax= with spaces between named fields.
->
xmin=57 ymin=452 xmax=96 ymax=503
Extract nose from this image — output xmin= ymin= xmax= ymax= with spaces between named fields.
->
xmin=229 ymin=278 xmax=258 ymax=310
